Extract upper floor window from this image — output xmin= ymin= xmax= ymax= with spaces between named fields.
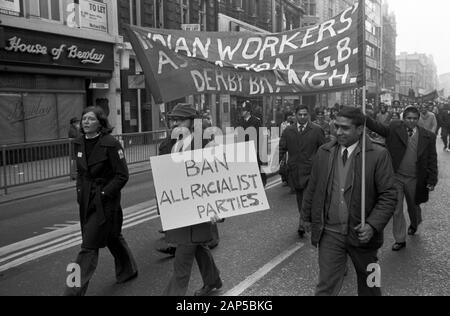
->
xmin=328 ymin=0 xmax=334 ymax=18
xmin=303 ymin=0 xmax=316 ymax=17
xmin=180 ymin=0 xmax=189 ymax=24
xmin=199 ymin=0 xmax=207 ymax=30
xmin=39 ymin=0 xmax=61 ymax=21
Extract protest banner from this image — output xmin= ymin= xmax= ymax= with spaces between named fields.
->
xmin=125 ymin=2 xmax=365 ymax=103
xmin=151 ymin=142 xmax=270 ymax=231
xmin=420 ymin=90 xmax=438 ymax=103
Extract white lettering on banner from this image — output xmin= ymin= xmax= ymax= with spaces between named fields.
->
xmin=192 ymin=37 xmax=211 ymax=59
xmin=217 ymin=38 xmax=243 ymax=61
xmin=158 ymin=51 xmax=179 ymax=74
xmin=242 ymin=37 xmax=263 ymax=60
xmin=66 ymin=45 xmax=105 ymax=64
xmin=151 ymin=142 xmax=270 ymax=231
xmin=259 ymin=36 xmax=280 ymax=60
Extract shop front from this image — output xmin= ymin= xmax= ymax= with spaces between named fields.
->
xmin=0 ymin=26 xmax=114 ymax=145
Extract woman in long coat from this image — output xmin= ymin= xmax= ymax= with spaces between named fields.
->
xmin=64 ymin=106 xmax=138 ymax=296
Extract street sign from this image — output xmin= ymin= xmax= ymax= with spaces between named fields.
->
xmin=128 ymin=75 xmax=146 ymax=89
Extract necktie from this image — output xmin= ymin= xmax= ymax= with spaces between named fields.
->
xmin=407 ymin=128 xmax=414 ymax=138
xmin=342 ymin=148 xmax=348 ymax=166
xmin=299 ymin=125 xmax=304 ymax=133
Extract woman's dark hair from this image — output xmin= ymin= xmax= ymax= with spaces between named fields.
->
xmin=402 ymin=106 xmax=420 ymax=120
xmin=337 ymin=106 xmax=365 ymax=127
xmin=80 ymin=106 xmax=113 ymax=135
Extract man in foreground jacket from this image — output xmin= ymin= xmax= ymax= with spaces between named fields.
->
xmin=302 ymin=107 xmax=397 ymax=296
xmin=366 ymin=106 xmax=438 ymax=251
xmin=162 ymin=103 xmax=222 ymax=296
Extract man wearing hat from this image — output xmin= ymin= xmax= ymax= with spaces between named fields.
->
xmin=237 ymin=101 xmax=267 ymax=186
xmin=161 ymin=103 xmax=223 ymax=296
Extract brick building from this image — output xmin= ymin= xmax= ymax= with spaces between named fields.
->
xmin=117 ymin=0 xmax=219 ymax=133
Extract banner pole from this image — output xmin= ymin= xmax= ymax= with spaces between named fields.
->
xmin=359 ymin=0 xmax=367 ymax=228
xmin=362 ymin=87 xmax=366 ymax=227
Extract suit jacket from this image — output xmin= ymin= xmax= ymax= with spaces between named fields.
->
xmin=74 ymin=134 xmax=129 ymax=249
xmin=366 ymin=117 xmax=438 ymax=204
xmin=302 ymin=138 xmax=397 ymax=249
xmin=279 ymin=122 xmax=326 ymax=189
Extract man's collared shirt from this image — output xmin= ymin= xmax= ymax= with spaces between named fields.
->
xmin=340 ymin=141 xmax=359 ymax=158
xmin=297 ymin=122 xmax=309 ymax=133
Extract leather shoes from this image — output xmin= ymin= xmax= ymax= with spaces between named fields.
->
xmin=157 ymin=247 xmax=176 ymax=256
xmin=408 ymin=226 xmax=417 ymax=236
xmin=194 ymin=279 xmax=223 ymax=296
xmin=392 ymin=242 xmax=406 ymax=251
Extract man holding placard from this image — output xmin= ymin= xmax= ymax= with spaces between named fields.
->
xmin=157 ymin=103 xmax=223 ymax=296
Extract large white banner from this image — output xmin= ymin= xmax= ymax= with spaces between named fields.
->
xmin=79 ymin=0 xmax=107 ymax=32
xmin=151 ymin=142 xmax=270 ymax=231
xmin=0 ymin=0 xmax=20 ymax=16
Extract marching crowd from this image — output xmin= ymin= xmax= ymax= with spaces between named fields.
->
xmin=62 ymin=97 xmax=448 ymax=296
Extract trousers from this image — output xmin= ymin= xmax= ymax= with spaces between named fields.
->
xmin=316 ymin=230 xmax=382 ymax=296
xmin=393 ymin=174 xmax=422 ymax=243
xmin=63 ymin=235 xmax=138 ymax=296
xmin=163 ymin=244 xmax=220 ymax=296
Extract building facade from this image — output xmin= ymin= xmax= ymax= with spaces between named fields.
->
xmin=0 ymin=0 xmax=124 ymax=145
xmin=439 ymin=73 xmax=450 ymax=98
xmin=380 ymin=2 xmax=397 ymax=104
xmin=117 ymin=0 xmax=219 ymax=133
xmin=397 ymin=52 xmax=439 ymax=98
xmin=217 ymin=0 xmax=305 ymax=127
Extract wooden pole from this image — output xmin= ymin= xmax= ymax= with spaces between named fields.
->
xmin=359 ymin=0 xmax=367 ymax=227
xmin=362 ymin=87 xmax=366 ymax=227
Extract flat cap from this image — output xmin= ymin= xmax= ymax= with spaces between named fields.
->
xmin=167 ymin=103 xmax=198 ymax=119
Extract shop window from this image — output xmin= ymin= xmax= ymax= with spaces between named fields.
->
xmin=0 ymin=92 xmax=84 ymax=145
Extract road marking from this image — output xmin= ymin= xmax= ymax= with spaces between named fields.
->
xmin=222 ymin=242 xmax=304 ymax=296
xmin=0 ymin=214 xmax=160 ymax=273
xmin=0 ymin=179 xmax=283 ymax=273
xmin=0 ymin=200 xmax=156 ymax=258
xmin=0 ymin=208 xmax=158 ymax=264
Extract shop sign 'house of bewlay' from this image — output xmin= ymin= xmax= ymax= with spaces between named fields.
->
xmin=0 ymin=26 xmax=114 ymax=145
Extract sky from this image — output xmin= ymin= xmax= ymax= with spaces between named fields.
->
xmin=387 ymin=0 xmax=450 ymax=76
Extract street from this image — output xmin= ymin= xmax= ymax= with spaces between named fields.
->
xmin=0 ymin=143 xmax=449 ymax=296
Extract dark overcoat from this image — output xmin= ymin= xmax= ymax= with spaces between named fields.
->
xmin=279 ymin=122 xmax=326 ymax=189
xmin=366 ymin=117 xmax=438 ymax=204
xmin=73 ymin=134 xmax=129 ymax=249
xmin=302 ymin=138 xmax=397 ymax=249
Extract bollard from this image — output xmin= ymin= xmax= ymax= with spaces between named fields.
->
xmin=2 ymin=145 xmax=8 ymax=195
